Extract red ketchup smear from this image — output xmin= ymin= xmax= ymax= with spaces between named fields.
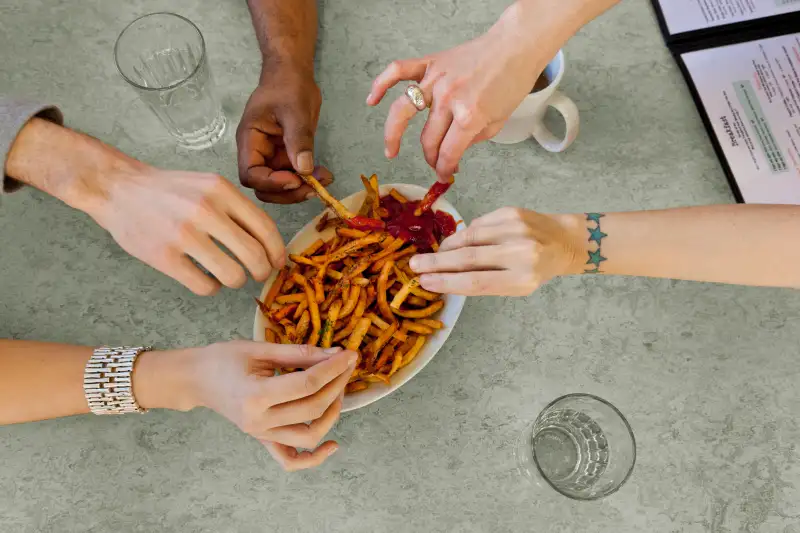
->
xmin=346 ymin=215 xmax=385 ymax=232
xmin=380 ymin=195 xmax=456 ymax=253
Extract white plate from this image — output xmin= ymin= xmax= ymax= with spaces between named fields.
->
xmin=253 ymin=183 xmax=466 ymax=412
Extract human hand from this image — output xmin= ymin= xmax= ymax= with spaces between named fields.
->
xmin=408 ymin=207 xmax=585 ymax=296
xmin=148 ymin=341 xmax=357 ymax=472
xmin=85 ymin=164 xmax=285 ymax=296
xmin=367 ymin=2 xmax=574 ymax=181
xmin=237 ymin=66 xmax=333 ymax=204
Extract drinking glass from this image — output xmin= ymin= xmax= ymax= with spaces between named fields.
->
xmin=516 ymin=394 xmax=636 ymax=500
xmin=114 ymin=13 xmax=227 ymax=150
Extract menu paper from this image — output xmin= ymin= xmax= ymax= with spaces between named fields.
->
xmin=658 ymin=0 xmax=800 ymax=35
xmin=682 ymin=33 xmax=800 ymax=202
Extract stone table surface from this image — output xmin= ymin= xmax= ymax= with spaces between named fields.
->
xmin=2 ymin=0 xmax=800 ymax=532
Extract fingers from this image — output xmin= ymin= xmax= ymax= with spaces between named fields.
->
xmin=244 ymin=168 xmax=304 ymax=195
xmin=367 ymin=58 xmax=428 ymax=106
xmin=435 ymin=117 xmax=481 ymax=180
xmin=249 ymin=343 xmax=350 ymax=369
xmin=409 ymin=245 xmax=508 ymax=274
xmin=205 ymin=214 xmax=273 ymax=282
xmin=185 ymin=234 xmax=248 ymax=289
xmin=264 ymin=395 xmax=343 ymax=449
xmin=159 ymin=254 xmax=221 ymax=296
xmin=278 ymin=107 xmax=316 ymax=175
xmin=420 ymin=102 xmax=453 ymax=169
xmin=438 ymin=223 xmax=523 ymax=253
xmin=238 ymin=129 xmax=277 ymax=188
xmin=263 ymin=440 xmax=339 ymax=472
xmin=262 ymin=349 xmax=356 ymax=406
xmin=253 ymin=167 xmax=333 ymax=205
xmin=419 ymin=271 xmax=523 ymax=296
xmin=221 ymin=192 xmax=286 ymax=272
xmin=266 ymin=357 xmax=355 ymax=427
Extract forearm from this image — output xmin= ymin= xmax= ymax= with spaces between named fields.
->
xmin=0 ymin=340 xmax=194 ymax=425
xmin=5 ymin=118 xmax=142 ymax=215
xmin=498 ymin=0 xmax=621 ymax=56
xmin=246 ymin=0 xmax=318 ymax=78
xmin=562 ymin=204 xmax=800 ymax=287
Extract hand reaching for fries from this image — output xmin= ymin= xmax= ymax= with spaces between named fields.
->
xmin=410 ymin=207 xmax=583 ymax=296
xmin=182 ymin=341 xmax=357 ymax=472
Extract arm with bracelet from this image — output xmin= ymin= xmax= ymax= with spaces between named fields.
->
xmin=0 ymin=339 xmax=357 ymax=472
xmin=408 ymin=205 xmax=800 ymax=295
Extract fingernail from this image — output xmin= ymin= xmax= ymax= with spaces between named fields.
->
xmin=324 ymin=347 xmax=343 ymax=354
xmin=327 ymin=445 xmax=339 ymax=457
xmin=283 ymin=181 xmax=301 ymax=191
xmin=305 ymin=192 xmax=317 ymax=200
xmin=366 ymin=92 xmax=373 ymax=104
xmin=409 ymin=256 xmax=421 ymax=271
xmin=347 ymin=353 xmax=358 ymax=366
xmin=297 ymin=151 xmax=314 ymax=174
xmin=384 ymin=147 xmax=391 ymax=159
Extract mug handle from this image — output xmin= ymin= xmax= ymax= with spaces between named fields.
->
xmin=531 ymin=90 xmax=580 ymax=153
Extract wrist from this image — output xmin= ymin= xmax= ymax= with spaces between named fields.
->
xmin=260 ymin=55 xmax=315 ymax=86
xmin=133 ymin=349 xmax=200 ymax=412
xmin=552 ymin=213 xmax=591 ymax=275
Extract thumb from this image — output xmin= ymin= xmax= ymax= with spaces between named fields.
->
xmin=250 ymin=342 xmax=348 ymax=369
xmin=279 ymin=106 xmax=316 ymax=175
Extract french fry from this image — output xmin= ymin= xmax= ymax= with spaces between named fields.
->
xmin=346 ymin=381 xmax=369 ymax=393
xmin=334 ymin=289 xmax=368 ymax=342
xmin=431 ymin=240 xmax=440 ymax=252
xmin=389 ymin=188 xmax=408 ymax=203
xmin=288 ymin=254 xmax=318 ymax=267
xmin=366 ymin=312 xmax=391 ymax=331
xmin=370 ymin=174 xmax=381 ymax=214
xmin=416 ymin=318 xmax=444 ymax=329
xmin=272 ymin=303 xmax=298 ymax=322
xmin=403 ymin=320 xmax=435 ymax=335
xmin=377 ymin=260 xmax=395 ymax=322
xmin=254 ymin=297 xmax=269 ymax=316
xmin=296 ymin=310 xmax=311 ymax=343
xmin=312 ymin=234 xmax=383 ymax=264
xmin=299 ymin=174 xmax=384 ymax=231
xmin=392 ymin=300 xmax=444 ymax=318
xmin=346 ymin=317 xmax=372 ymax=352
xmin=321 ymin=300 xmax=342 ymax=348
xmin=369 ymin=322 xmax=398 ymax=366
xmin=301 ymin=238 xmax=325 ymax=257
xmin=364 ymin=373 xmax=391 ymax=385
xmin=282 ymin=264 xmax=301 ymax=292
xmin=265 ymin=328 xmax=279 ymax=344
xmin=373 ymin=344 xmax=395 ymax=372
xmin=414 ymin=175 xmax=454 ymax=216
xmin=393 ymin=266 xmax=440 ymax=300
xmin=400 ymin=335 xmax=427 ymax=368
xmin=293 ymin=299 xmax=309 ymax=320
xmin=337 ymin=227 xmax=368 ymax=239
xmin=369 ymin=239 xmax=406 ymax=271
xmin=263 ymin=267 xmax=289 ymax=309
xmin=390 ymin=276 xmax=420 ymax=309
xmin=339 ymin=285 xmax=361 ymax=319
xmin=293 ymin=273 xmax=321 ymax=346
xmin=276 ymin=293 xmax=306 ymax=304
xmin=389 ymin=353 xmax=404 ymax=376
xmin=357 ymin=175 xmax=377 ymax=217
xmin=353 ymin=277 xmax=370 ymax=287
xmin=372 ymin=245 xmax=417 ymax=272
xmin=279 ymin=319 xmax=296 ymax=343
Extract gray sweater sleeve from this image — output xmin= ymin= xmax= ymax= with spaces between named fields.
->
xmin=0 ymin=97 xmax=64 ymax=193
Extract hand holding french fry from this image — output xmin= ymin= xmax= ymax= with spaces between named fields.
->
xmin=185 ymin=341 xmax=357 ymax=472
xmin=409 ymin=207 xmax=582 ymax=296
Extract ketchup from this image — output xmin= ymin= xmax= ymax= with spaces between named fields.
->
xmin=380 ymin=195 xmax=457 ymax=253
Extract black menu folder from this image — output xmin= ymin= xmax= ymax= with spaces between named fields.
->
xmin=650 ymin=0 xmax=800 ymax=203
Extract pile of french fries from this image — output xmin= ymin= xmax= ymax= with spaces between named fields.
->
xmin=256 ymin=176 xmax=447 ymax=394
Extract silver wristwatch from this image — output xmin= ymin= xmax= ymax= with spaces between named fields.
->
xmin=83 ymin=346 xmax=151 ymax=415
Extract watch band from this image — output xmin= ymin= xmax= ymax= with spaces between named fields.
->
xmin=83 ymin=346 xmax=151 ymax=415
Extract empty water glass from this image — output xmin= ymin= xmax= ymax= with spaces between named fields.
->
xmin=114 ymin=12 xmax=227 ymax=150
xmin=516 ymin=394 xmax=636 ymax=500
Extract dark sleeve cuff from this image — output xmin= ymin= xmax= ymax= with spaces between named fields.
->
xmin=1 ymin=98 xmax=64 ymax=193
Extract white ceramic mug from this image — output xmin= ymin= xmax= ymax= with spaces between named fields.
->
xmin=490 ymin=50 xmax=579 ymax=151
